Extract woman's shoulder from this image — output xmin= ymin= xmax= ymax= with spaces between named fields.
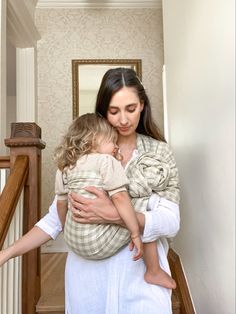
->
xmin=137 ymin=133 xmax=171 ymax=154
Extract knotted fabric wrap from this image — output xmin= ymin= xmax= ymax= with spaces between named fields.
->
xmin=128 ymin=152 xmax=171 ymax=196
xmin=126 ymin=150 xmax=179 ymax=213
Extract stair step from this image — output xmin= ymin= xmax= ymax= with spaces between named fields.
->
xmin=37 ymin=253 xmax=181 ymax=313
xmin=36 ymin=253 xmax=67 ymax=313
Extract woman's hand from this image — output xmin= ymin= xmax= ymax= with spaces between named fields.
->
xmin=69 ymin=186 xmax=124 ymax=225
xmin=0 ymin=248 xmax=11 ymax=267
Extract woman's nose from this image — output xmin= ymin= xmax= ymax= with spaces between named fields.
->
xmin=120 ymin=112 xmax=128 ymax=125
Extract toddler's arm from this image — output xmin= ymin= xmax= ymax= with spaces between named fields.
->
xmin=57 ymin=199 xmax=68 ymax=228
xmin=111 ymin=191 xmax=143 ymax=260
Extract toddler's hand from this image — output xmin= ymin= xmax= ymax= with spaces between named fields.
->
xmin=129 ymin=235 xmax=143 ymax=261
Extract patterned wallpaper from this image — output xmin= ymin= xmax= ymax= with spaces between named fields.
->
xmin=35 ymin=8 xmax=164 ymax=214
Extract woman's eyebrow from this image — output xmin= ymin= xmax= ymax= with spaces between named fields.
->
xmin=109 ymin=103 xmax=138 ymax=108
xmin=108 ymin=106 xmax=119 ymax=110
xmin=125 ymin=103 xmax=138 ymax=108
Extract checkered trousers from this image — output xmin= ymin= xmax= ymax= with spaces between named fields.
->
xmin=64 ymin=170 xmax=130 ymax=260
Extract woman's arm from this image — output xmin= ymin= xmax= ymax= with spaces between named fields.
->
xmin=142 ymin=193 xmax=180 ymax=242
xmin=69 ymin=187 xmax=124 ymax=225
xmin=35 ymin=196 xmax=63 ymax=239
xmin=0 ymin=196 xmax=63 ymax=267
xmin=0 ymin=226 xmax=52 ymax=266
xmin=70 ymin=188 xmax=179 ymax=237
xmin=69 ymin=188 xmax=180 ymax=241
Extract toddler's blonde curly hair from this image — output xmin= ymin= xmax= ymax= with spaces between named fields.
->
xmin=54 ymin=113 xmax=118 ymax=171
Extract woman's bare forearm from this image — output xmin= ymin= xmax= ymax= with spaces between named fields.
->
xmin=0 ymin=226 xmax=52 ymax=266
xmin=69 ymin=189 xmax=146 ymax=233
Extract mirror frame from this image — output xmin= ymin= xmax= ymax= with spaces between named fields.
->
xmin=72 ymin=59 xmax=142 ymax=118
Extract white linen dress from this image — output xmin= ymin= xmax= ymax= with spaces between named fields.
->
xmin=36 ymin=193 xmax=179 ymax=314
xmin=36 ymin=138 xmax=180 ymax=314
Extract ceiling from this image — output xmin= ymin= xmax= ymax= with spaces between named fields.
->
xmin=36 ymin=0 xmax=162 ymax=9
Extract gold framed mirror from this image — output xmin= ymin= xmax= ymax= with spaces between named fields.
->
xmin=72 ymin=59 xmax=142 ymax=118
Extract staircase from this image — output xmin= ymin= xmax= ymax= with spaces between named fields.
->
xmin=36 ymin=253 xmax=66 ymax=314
xmin=36 ymin=252 xmax=184 ymax=314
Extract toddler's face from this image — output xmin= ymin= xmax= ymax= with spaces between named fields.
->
xmin=95 ymin=136 xmax=117 ymax=156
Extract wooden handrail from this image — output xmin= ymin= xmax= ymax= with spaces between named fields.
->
xmin=0 ymin=156 xmax=10 ymax=168
xmin=168 ymin=248 xmax=195 ymax=314
xmin=0 ymin=155 xmax=29 ymax=249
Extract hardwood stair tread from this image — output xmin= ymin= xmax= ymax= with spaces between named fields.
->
xmin=36 ymin=253 xmax=67 ymax=313
xmin=37 ymin=252 xmax=181 ymax=313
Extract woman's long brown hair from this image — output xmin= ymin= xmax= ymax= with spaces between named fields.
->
xmin=95 ymin=67 xmax=166 ymax=142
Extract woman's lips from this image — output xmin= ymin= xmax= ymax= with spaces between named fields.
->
xmin=118 ymin=127 xmax=130 ymax=132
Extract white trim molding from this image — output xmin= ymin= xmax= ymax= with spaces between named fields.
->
xmin=7 ymin=0 xmax=40 ymax=48
xmin=37 ymin=0 xmax=162 ymax=9
xmin=0 ymin=0 xmax=7 ymax=154
xmin=16 ymin=48 xmax=37 ymax=122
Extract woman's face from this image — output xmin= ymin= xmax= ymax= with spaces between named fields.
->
xmin=107 ymin=87 xmax=144 ymax=137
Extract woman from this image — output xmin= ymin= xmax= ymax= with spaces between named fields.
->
xmin=0 ymin=68 xmax=180 ymax=314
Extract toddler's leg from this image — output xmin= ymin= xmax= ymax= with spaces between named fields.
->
xmin=144 ymin=241 xmax=176 ymax=289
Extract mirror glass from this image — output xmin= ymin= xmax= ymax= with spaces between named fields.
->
xmin=72 ymin=59 xmax=142 ymax=118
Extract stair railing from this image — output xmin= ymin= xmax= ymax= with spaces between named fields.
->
xmin=0 ymin=156 xmax=26 ymax=314
xmin=0 ymin=123 xmax=45 ymax=314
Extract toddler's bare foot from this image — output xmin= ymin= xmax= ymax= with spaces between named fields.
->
xmin=144 ymin=269 xmax=176 ymax=289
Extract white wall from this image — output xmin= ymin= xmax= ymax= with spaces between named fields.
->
xmin=0 ymin=0 xmax=7 ymax=154
xmin=7 ymin=41 xmax=16 ymax=137
xmin=162 ymin=1 xmax=235 ymax=313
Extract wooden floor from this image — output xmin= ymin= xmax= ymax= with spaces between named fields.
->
xmin=36 ymin=253 xmax=67 ymax=313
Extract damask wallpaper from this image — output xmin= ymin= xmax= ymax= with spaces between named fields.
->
xmin=35 ymin=8 xmax=164 ymax=215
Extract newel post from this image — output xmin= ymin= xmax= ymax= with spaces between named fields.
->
xmin=5 ymin=122 xmax=46 ymax=314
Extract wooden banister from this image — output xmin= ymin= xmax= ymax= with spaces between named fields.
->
xmin=0 ymin=156 xmax=10 ymax=168
xmin=0 ymin=155 xmax=28 ymax=249
xmin=168 ymin=248 xmax=195 ymax=314
xmin=2 ymin=122 xmax=46 ymax=314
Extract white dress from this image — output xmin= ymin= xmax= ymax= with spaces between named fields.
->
xmin=36 ymin=194 xmax=180 ymax=314
xmin=36 ymin=139 xmax=180 ymax=313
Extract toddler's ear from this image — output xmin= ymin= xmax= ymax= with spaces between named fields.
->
xmin=115 ymin=152 xmax=123 ymax=162
xmin=113 ymin=147 xmax=123 ymax=161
